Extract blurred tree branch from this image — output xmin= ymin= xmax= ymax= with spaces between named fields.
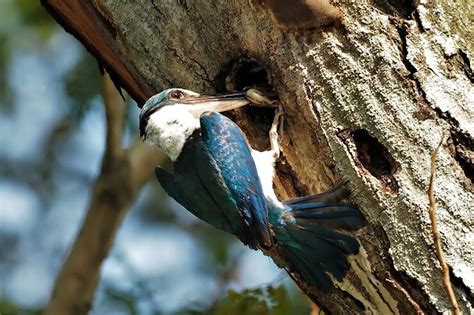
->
xmin=43 ymin=72 xmax=165 ymax=315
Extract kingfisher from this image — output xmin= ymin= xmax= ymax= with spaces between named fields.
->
xmin=139 ymin=88 xmax=364 ymax=291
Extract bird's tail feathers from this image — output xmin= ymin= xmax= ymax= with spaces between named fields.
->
xmin=273 ymin=200 xmax=364 ymax=291
xmin=283 ymin=182 xmax=350 ymax=204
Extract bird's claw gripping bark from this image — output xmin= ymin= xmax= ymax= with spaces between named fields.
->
xmin=245 ymin=88 xmax=285 ymax=160
xmin=269 ymin=103 xmax=285 ymax=160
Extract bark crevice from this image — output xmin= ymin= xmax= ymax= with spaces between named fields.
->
xmin=395 ymin=23 xmax=432 ymax=110
xmin=449 ymin=268 xmax=474 ymax=305
xmin=449 ymin=130 xmax=474 ymax=186
xmin=458 ymin=49 xmax=473 ymax=83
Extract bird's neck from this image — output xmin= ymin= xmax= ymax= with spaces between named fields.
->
xmin=144 ymin=105 xmax=200 ymax=161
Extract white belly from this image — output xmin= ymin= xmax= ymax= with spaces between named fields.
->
xmin=251 ymin=150 xmax=283 ymax=208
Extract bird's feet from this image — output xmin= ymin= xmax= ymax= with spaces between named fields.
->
xmin=269 ymin=103 xmax=284 ymax=160
xmin=244 ymin=88 xmax=285 ymax=161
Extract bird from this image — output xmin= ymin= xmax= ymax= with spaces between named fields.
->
xmin=139 ymin=88 xmax=365 ymax=291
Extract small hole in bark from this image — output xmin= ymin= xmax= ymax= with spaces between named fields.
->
xmin=350 ymin=129 xmax=398 ymax=192
xmin=215 ymin=58 xmax=278 ymax=151
xmin=352 ymin=130 xmax=395 ymax=176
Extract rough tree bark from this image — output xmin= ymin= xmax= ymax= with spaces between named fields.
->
xmin=42 ymin=0 xmax=473 ymax=314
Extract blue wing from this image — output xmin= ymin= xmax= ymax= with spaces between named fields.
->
xmin=155 ymin=148 xmax=235 ymax=235
xmin=199 ymin=112 xmax=273 ymax=249
xmin=155 ymin=113 xmax=272 ymax=249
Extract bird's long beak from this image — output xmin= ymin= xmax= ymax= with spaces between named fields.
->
xmin=184 ymin=91 xmax=249 ymax=116
xmin=139 ymin=91 xmax=250 ymax=139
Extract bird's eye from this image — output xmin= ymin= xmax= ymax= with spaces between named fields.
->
xmin=170 ymin=90 xmax=184 ymax=99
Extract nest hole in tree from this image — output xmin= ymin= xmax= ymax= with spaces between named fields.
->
xmin=351 ymin=129 xmax=399 ymax=192
xmin=215 ymin=58 xmax=312 ymax=198
xmin=215 ymin=57 xmax=278 ymax=151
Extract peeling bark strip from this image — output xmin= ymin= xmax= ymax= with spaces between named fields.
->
xmin=41 ymin=0 xmax=155 ymax=105
xmin=42 ymin=0 xmax=474 ymax=313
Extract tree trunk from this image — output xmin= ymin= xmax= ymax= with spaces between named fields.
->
xmin=42 ymin=0 xmax=473 ymax=313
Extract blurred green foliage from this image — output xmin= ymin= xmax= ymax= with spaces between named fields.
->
xmin=212 ymin=285 xmax=309 ymax=315
xmin=14 ymin=0 xmax=55 ymax=38
xmin=105 ymin=287 xmax=140 ymax=315
xmin=64 ymin=53 xmax=100 ymax=122
xmin=0 ymin=298 xmax=39 ymax=315
xmin=0 ymin=35 xmax=8 ymax=106
xmin=212 ymin=286 xmax=292 ymax=315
